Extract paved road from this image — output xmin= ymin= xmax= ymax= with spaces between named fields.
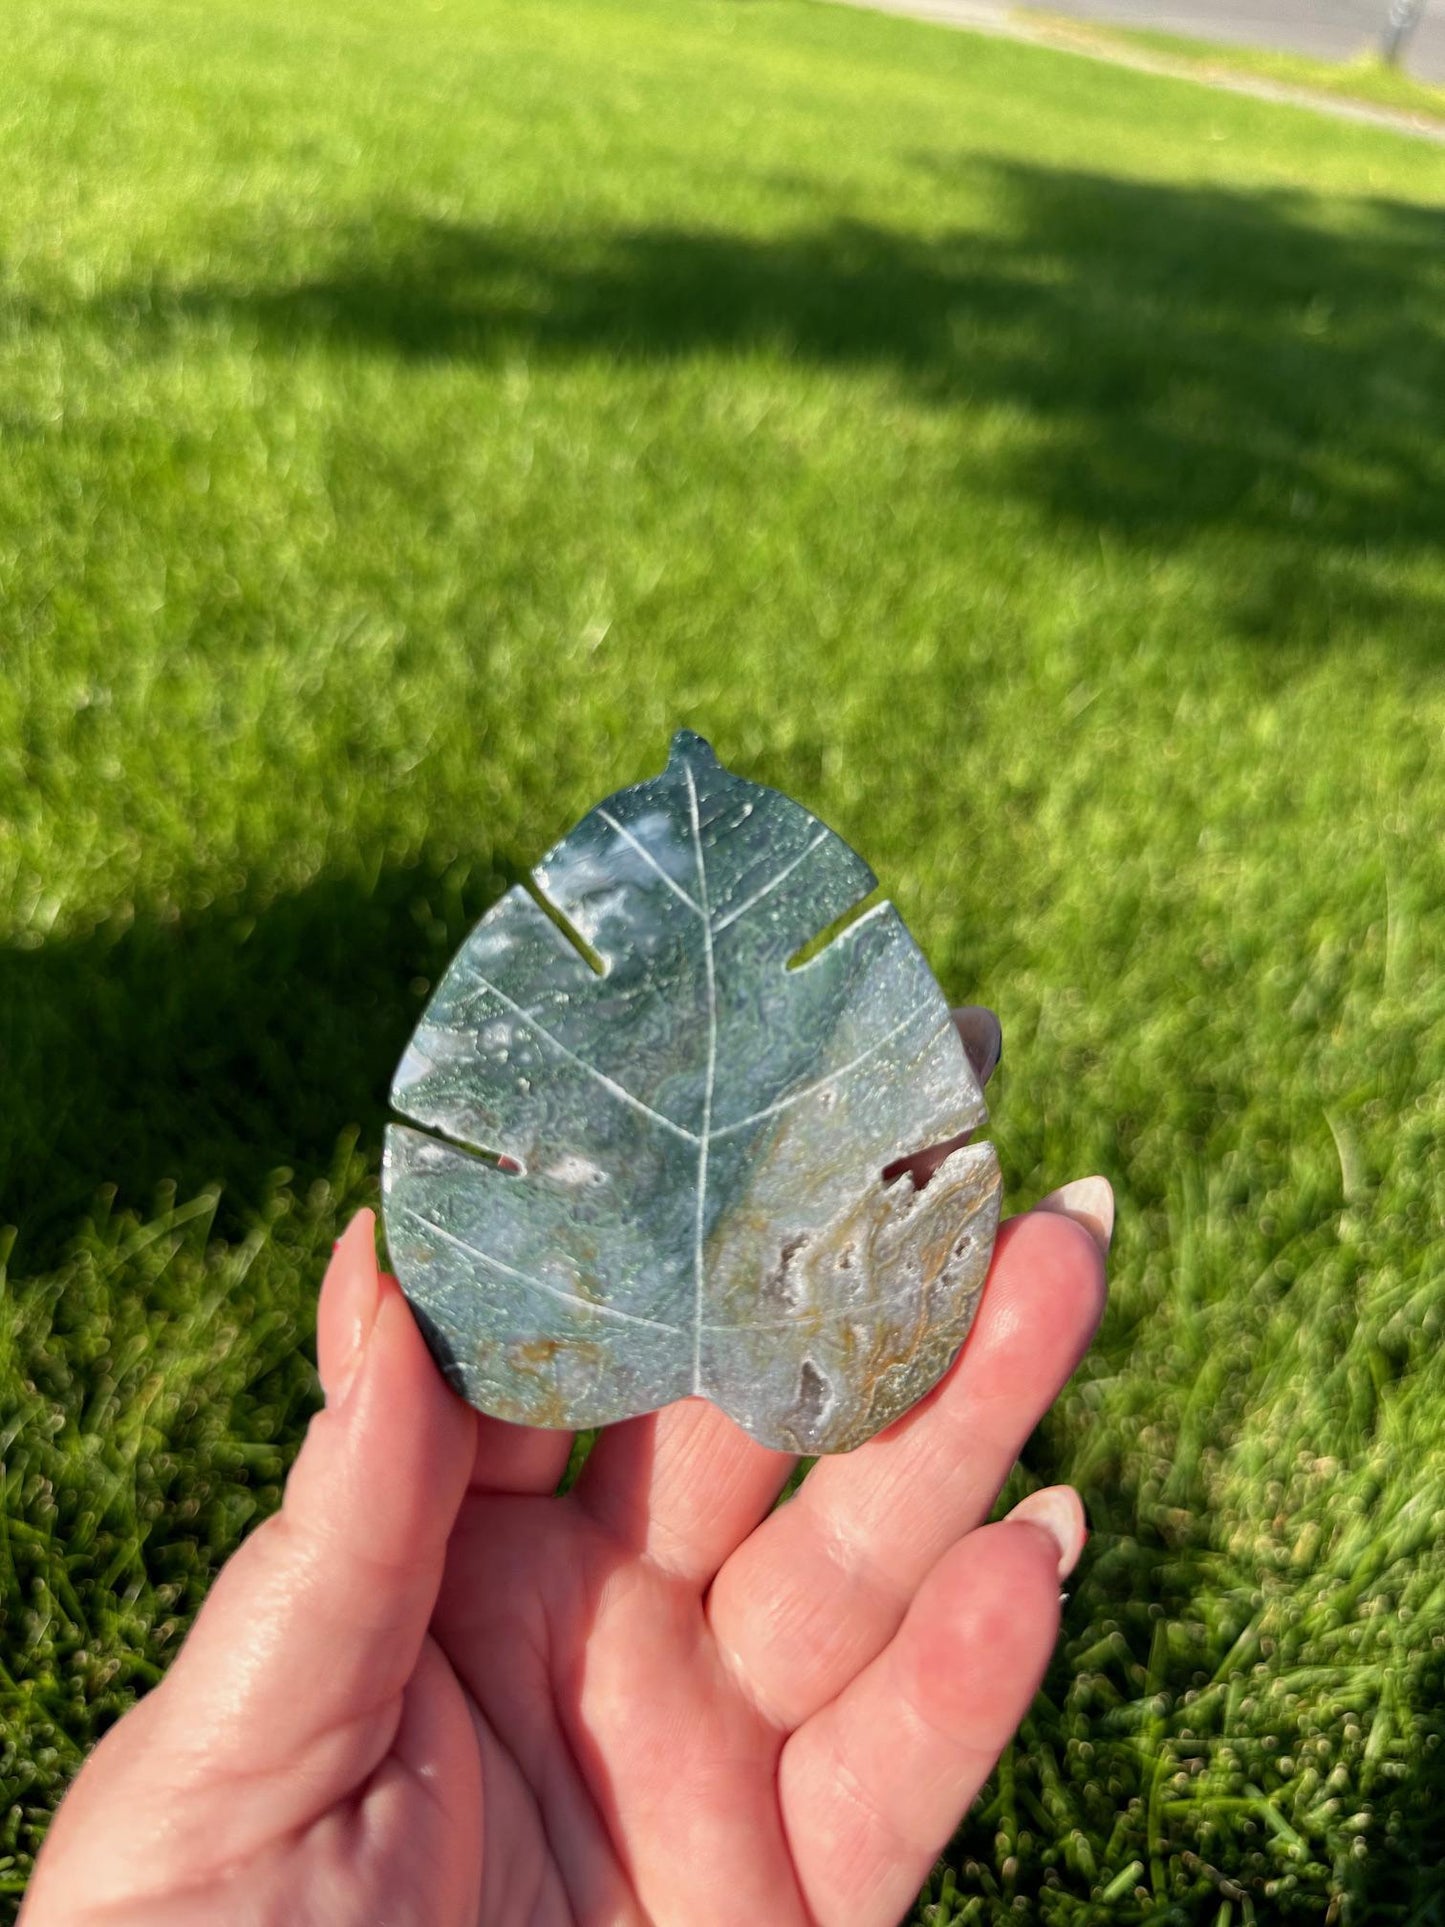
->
xmin=834 ymin=0 xmax=1445 ymax=80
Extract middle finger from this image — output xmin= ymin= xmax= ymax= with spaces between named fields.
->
xmin=706 ymin=1203 xmax=1107 ymax=1729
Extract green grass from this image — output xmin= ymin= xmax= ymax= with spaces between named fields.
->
xmin=2 ymin=0 xmax=1443 ymax=1916
xmin=1021 ymin=11 xmax=1445 ymax=126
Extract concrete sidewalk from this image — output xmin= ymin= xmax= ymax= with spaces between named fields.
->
xmin=829 ymin=0 xmax=1445 ymax=142
xmin=1038 ymin=0 xmax=1445 ymax=79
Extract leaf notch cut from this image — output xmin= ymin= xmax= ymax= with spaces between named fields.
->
xmin=784 ymin=883 xmax=886 ymax=971
xmin=880 ymin=1008 xmax=1000 ymax=1191
xmin=521 ymin=873 xmax=607 ymax=976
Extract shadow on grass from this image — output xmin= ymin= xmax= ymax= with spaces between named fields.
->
xmin=68 ymin=157 xmax=1445 ymax=660
xmin=0 ymin=852 xmax=525 ymax=1268
xmin=5 ymin=150 xmax=1444 ymax=1921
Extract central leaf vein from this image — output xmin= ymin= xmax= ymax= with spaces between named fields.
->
xmin=685 ymin=757 xmax=717 ymax=1395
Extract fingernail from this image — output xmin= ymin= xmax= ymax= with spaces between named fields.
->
xmin=951 ymin=1006 xmax=1002 ymax=1087
xmin=328 ymin=1210 xmax=382 ymax=1407
xmin=1035 ymin=1175 xmax=1114 ymax=1255
xmin=1007 ymin=1485 xmax=1088 ymax=1579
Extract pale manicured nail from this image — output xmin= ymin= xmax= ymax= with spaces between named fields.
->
xmin=1007 ymin=1485 xmax=1088 ymax=1579
xmin=328 ymin=1210 xmax=382 ymax=1406
xmin=1035 ymin=1175 xmax=1114 ymax=1254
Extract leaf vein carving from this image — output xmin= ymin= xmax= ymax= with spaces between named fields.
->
xmin=713 ymin=1004 xmax=945 ymax=1138
xmin=596 ymin=807 xmax=704 ymax=916
xmin=399 ymin=1205 xmax=683 ymax=1335
xmin=712 ymin=829 xmax=830 ymax=935
xmin=471 ymin=975 xmax=699 ymax=1144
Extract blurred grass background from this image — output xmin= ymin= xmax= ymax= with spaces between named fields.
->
xmin=2 ymin=0 xmax=1443 ymax=1916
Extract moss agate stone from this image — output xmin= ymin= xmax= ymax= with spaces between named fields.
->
xmin=382 ymin=731 xmax=1001 ymax=1453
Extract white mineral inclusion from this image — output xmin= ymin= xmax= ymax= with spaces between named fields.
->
xmin=382 ymin=730 xmax=1002 ymax=1453
xmin=545 ymin=1154 xmax=609 ymax=1189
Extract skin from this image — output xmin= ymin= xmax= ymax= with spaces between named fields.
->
xmin=21 ymin=1110 xmax=1109 ymax=1925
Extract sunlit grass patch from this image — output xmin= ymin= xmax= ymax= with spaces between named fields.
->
xmin=2 ymin=0 xmax=1443 ymax=1915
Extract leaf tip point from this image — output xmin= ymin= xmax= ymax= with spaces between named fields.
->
xmin=668 ymin=727 xmax=718 ymax=768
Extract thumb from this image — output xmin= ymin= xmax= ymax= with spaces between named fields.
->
xmin=151 ymin=1207 xmax=477 ymax=1809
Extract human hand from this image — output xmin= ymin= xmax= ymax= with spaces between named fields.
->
xmin=22 ymin=1100 xmax=1109 ymax=1926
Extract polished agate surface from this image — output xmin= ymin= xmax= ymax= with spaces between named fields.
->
xmin=382 ymin=731 xmax=1000 ymax=1452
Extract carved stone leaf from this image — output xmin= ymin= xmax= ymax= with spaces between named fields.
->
xmin=382 ymin=730 xmax=1001 ymax=1453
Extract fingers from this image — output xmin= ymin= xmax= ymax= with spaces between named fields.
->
xmin=363 ymin=1226 xmax=571 ymax=1497
xmin=781 ymin=1511 xmax=1073 ymax=1927
xmin=148 ymin=1210 xmax=477 ymax=1831
xmin=469 ymin=1410 xmax=576 ymax=1497
xmin=1034 ymin=1173 xmax=1115 ymax=1254
xmin=708 ymin=1203 xmax=1107 ymax=1728
xmin=314 ymin=1210 xmax=384 ymax=1397
xmin=573 ymin=1399 xmax=797 ymax=1586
